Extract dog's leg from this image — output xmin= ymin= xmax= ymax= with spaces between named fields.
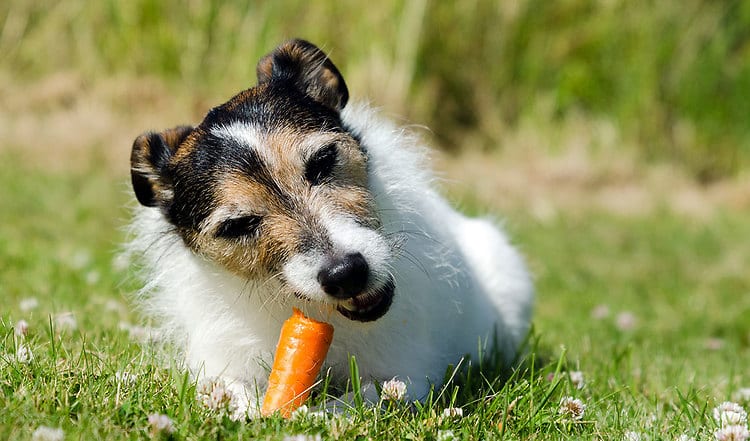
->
xmin=328 ymin=382 xmax=381 ymax=412
xmin=224 ymin=379 xmax=261 ymax=420
xmin=195 ymin=375 xmax=262 ymax=420
xmin=321 ymin=377 xmax=432 ymax=415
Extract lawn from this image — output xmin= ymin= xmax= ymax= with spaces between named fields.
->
xmin=1 ymin=2 xmax=749 ymax=438
xmin=1 ymin=153 xmax=748 ymax=440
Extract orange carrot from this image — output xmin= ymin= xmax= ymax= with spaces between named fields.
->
xmin=261 ymin=308 xmax=334 ymax=417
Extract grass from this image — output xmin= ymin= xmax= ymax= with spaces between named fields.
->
xmin=1 ymin=154 xmax=748 ymax=440
xmin=1 ymin=2 xmax=749 ymax=437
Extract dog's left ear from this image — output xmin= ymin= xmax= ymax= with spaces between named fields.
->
xmin=130 ymin=125 xmax=194 ymax=208
xmin=256 ymin=39 xmax=349 ymax=112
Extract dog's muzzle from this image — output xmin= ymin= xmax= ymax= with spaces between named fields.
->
xmin=317 ymin=252 xmax=395 ymax=322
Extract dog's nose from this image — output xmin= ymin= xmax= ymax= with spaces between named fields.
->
xmin=317 ymin=252 xmax=369 ymax=299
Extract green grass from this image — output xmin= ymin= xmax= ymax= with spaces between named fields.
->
xmin=1 ymin=156 xmax=748 ymax=440
xmin=2 ymin=0 xmax=749 ymax=177
xmin=2 ymin=2 xmax=748 ymax=438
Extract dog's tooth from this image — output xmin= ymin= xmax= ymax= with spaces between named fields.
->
xmin=341 ymin=301 xmax=358 ymax=311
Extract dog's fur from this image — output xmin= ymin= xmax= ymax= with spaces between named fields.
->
xmin=128 ymin=39 xmax=533 ymax=416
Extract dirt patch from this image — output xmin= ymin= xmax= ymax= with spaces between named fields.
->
xmin=2 ymin=73 xmax=748 ymax=219
xmin=438 ymin=148 xmax=748 ymax=221
xmin=433 ymin=114 xmax=750 ymax=221
xmin=0 ymin=72 xmax=206 ymax=173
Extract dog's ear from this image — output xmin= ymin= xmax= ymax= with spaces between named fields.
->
xmin=256 ymin=39 xmax=349 ymax=112
xmin=130 ymin=125 xmax=193 ymax=207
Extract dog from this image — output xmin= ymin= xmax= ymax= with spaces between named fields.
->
xmin=128 ymin=39 xmax=533 ymax=417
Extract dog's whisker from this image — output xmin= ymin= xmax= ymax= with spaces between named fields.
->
xmin=258 ymin=283 xmax=286 ymax=312
xmin=146 ymin=229 xmax=181 ymax=262
xmin=257 ymin=271 xmax=284 ymax=293
xmin=394 ymin=250 xmax=430 ymax=279
xmin=380 ymin=226 xmax=437 ymax=244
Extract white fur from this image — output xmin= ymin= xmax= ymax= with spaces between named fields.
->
xmin=282 ymin=214 xmax=392 ymax=304
xmin=128 ymin=102 xmax=534 ymax=416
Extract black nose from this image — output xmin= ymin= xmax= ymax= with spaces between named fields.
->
xmin=317 ymin=252 xmax=369 ymax=299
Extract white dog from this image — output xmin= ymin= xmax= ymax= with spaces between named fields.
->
xmin=128 ymin=39 xmax=533 ymax=417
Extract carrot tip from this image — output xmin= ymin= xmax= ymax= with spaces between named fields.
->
xmin=261 ymin=308 xmax=334 ymax=418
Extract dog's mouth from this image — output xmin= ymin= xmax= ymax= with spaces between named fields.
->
xmin=335 ymin=278 xmax=395 ymax=322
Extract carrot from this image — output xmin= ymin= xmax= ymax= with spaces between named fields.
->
xmin=261 ymin=308 xmax=334 ymax=417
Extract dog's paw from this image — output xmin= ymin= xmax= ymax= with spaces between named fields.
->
xmin=196 ymin=377 xmax=260 ymax=420
xmin=226 ymin=381 xmax=262 ymax=420
xmin=308 ymin=382 xmax=381 ymax=416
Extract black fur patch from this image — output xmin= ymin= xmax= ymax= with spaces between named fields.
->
xmin=130 ymin=126 xmax=193 ymax=208
xmin=131 ymin=40 xmax=362 ymax=242
xmin=305 ymin=143 xmax=338 ymax=185
xmin=257 ymin=39 xmax=349 ymax=111
xmin=162 ymin=83 xmax=347 ymax=232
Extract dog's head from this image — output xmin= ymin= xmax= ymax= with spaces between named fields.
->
xmin=131 ymin=39 xmax=394 ymax=322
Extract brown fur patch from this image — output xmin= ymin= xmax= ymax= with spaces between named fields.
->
xmin=221 ymin=87 xmax=263 ymax=114
xmin=256 ymin=39 xmax=348 ymax=111
xmin=184 ymin=126 xmax=376 ymax=279
xmin=130 ymin=125 xmax=193 ymax=206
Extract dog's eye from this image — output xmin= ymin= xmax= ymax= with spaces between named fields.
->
xmin=215 ymin=216 xmax=262 ymax=239
xmin=305 ymin=143 xmax=338 ymax=185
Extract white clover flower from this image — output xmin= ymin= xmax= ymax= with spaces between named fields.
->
xmin=308 ymin=409 xmax=327 ymax=419
xmin=714 ymin=425 xmax=750 ymax=441
xmin=713 ymin=402 xmax=748 ymax=427
xmin=442 ymin=407 xmax=464 ymax=418
xmin=54 ymin=312 xmax=77 ymax=332
xmin=16 ymin=344 xmax=33 ymax=364
xmin=70 ymin=249 xmax=91 ymax=269
xmin=616 ymin=311 xmax=637 ymax=331
xmin=558 ymin=396 xmax=586 ymax=420
xmin=147 ymin=413 xmax=175 ymax=435
xmin=127 ymin=325 xmax=159 ymax=343
xmin=705 ymin=338 xmax=725 ymax=351
xmin=20 ymin=297 xmax=39 ymax=312
xmin=437 ymin=429 xmax=458 ymax=441
xmin=105 ymin=300 xmax=124 ymax=312
xmin=196 ymin=377 xmax=235 ymax=412
xmin=591 ymin=304 xmax=610 ymax=320
xmin=734 ymin=388 xmax=750 ymax=403
xmin=624 ymin=431 xmax=642 ymax=441
xmin=290 ymin=404 xmax=309 ymax=419
xmin=85 ymin=270 xmax=100 ymax=285
xmin=14 ymin=319 xmax=29 ymax=337
xmin=31 ymin=426 xmax=64 ymax=441
xmin=676 ymin=435 xmax=695 ymax=441
xmin=381 ymin=378 xmax=407 ymax=401
xmin=569 ymin=371 xmax=585 ymax=390
xmin=289 ymin=404 xmax=326 ymax=421
xmin=115 ymin=371 xmax=138 ymax=386
xmin=282 ymin=435 xmax=322 ymax=441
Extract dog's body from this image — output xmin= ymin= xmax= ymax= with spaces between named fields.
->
xmin=129 ymin=40 xmax=533 ymax=416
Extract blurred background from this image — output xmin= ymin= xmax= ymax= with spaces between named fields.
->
xmin=1 ymin=0 xmax=749 ymax=216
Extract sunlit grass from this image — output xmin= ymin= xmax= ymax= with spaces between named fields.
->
xmin=1 ymin=2 xmax=748 ymax=438
xmin=1 ymin=156 xmax=748 ymax=439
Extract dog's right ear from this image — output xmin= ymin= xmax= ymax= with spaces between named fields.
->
xmin=256 ymin=39 xmax=349 ymax=112
xmin=130 ymin=125 xmax=193 ymax=207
